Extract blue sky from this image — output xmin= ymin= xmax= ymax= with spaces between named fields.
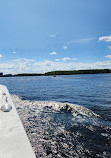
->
xmin=0 ymin=0 xmax=111 ymax=74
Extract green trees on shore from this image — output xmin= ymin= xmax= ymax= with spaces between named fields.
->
xmin=1 ymin=69 xmax=111 ymax=77
xmin=44 ymin=69 xmax=111 ymax=76
xmin=13 ymin=69 xmax=111 ymax=76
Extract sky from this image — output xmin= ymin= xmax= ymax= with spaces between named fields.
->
xmin=0 ymin=0 xmax=111 ymax=74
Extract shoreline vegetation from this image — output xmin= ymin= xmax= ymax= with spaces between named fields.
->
xmin=0 ymin=69 xmax=111 ymax=77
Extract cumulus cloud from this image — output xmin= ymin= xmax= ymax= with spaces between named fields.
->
xmin=105 ymin=55 xmax=111 ymax=59
xmin=0 ymin=54 xmax=3 ymax=59
xmin=14 ymin=58 xmax=34 ymax=62
xmin=62 ymin=57 xmax=71 ymax=62
xmin=62 ymin=57 xmax=78 ymax=62
xmin=50 ymin=51 xmax=57 ymax=55
xmin=63 ymin=46 xmax=68 ymax=50
xmin=1 ymin=58 xmax=111 ymax=75
xmin=99 ymin=35 xmax=111 ymax=42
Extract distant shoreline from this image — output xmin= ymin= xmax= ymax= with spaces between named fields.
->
xmin=0 ymin=69 xmax=111 ymax=77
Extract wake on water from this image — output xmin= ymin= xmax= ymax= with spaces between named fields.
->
xmin=12 ymin=95 xmax=111 ymax=158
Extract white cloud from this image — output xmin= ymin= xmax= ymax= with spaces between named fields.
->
xmin=55 ymin=59 xmax=60 ymax=61
xmin=14 ymin=58 xmax=34 ymax=62
xmin=1 ymin=58 xmax=111 ymax=75
xmin=99 ymin=35 xmax=111 ymax=42
xmin=12 ymin=51 xmax=16 ymax=54
xmin=63 ymin=46 xmax=68 ymax=50
xmin=62 ymin=57 xmax=71 ymax=62
xmin=105 ymin=55 xmax=111 ymax=59
xmin=49 ymin=34 xmax=56 ymax=38
xmin=68 ymin=38 xmax=96 ymax=45
xmin=62 ymin=57 xmax=78 ymax=62
xmin=50 ymin=51 xmax=57 ymax=55
xmin=0 ymin=54 xmax=3 ymax=59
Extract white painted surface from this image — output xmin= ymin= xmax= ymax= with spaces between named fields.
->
xmin=0 ymin=85 xmax=36 ymax=158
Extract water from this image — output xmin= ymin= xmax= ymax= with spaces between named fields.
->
xmin=0 ymin=73 xmax=111 ymax=157
xmin=0 ymin=73 xmax=111 ymax=121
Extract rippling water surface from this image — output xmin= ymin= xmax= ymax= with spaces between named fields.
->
xmin=0 ymin=74 xmax=111 ymax=120
xmin=0 ymin=74 xmax=111 ymax=157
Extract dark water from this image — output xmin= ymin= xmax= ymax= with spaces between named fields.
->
xmin=1 ymin=74 xmax=111 ymax=157
xmin=0 ymin=73 xmax=111 ymax=121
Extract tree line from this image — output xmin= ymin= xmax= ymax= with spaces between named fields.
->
xmin=1 ymin=69 xmax=111 ymax=77
xmin=14 ymin=69 xmax=111 ymax=76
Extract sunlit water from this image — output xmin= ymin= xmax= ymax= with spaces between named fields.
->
xmin=0 ymin=74 xmax=111 ymax=157
xmin=0 ymin=74 xmax=111 ymax=121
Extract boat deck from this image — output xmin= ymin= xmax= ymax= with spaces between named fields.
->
xmin=0 ymin=85 xmax=36 ymax=158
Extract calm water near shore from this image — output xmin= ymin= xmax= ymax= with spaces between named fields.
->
xmin=0 ymin=73 xmax=111 ymax=157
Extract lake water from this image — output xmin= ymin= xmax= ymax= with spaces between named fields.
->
xmin=0 ymin=73 xmax=111 ymax=157
xmin=0 ymin=73 xmax=111 ymax=122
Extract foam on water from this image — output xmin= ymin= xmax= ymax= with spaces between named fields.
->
xmin=12 ymin=95 xmax=111 ymax=158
